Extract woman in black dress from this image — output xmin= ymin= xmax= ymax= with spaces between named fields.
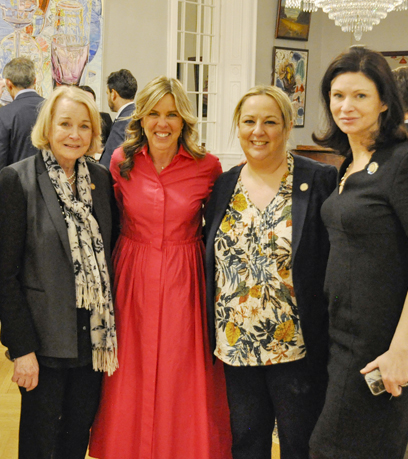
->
xmin=310 ymin=46 xmax=408 ymax=459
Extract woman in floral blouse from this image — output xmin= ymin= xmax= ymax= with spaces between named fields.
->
xmin=205 ymin=85 xmax=337 ymax=459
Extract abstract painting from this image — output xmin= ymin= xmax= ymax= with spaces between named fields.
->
xmin=0 ymin=0 xmax=103 ymax=104
xmin=272 ymin=46 xmax=309 ymax=127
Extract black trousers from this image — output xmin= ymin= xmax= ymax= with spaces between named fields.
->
xmin=224 ymin=359 xmax=327 ymax=459
xmin=18 ymin=363 xmax=102 ymax=459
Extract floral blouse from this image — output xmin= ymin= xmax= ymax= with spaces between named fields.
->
xmin=214 ymin=153 xmax=306 ymax=366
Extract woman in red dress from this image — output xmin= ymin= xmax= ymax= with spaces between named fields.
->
xmin=89 ymin=76 xmax=231 ymax=459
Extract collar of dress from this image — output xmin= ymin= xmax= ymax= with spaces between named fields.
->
xmin=137 ymin=143 xmax=195 ymax=161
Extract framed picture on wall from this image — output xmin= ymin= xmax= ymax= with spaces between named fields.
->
xmin=272 ymin=46 xmax=309 ymax=128
xmin=275 ymin=0 xmax=311 ymax=41
xmin=381 ymin=51 xmax=408 ymax=70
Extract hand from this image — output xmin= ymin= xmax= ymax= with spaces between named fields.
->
xmin=361 ymin=349 xmax=408 ymax=397
xmin=12 ymin=352 xmax=39 ymax=391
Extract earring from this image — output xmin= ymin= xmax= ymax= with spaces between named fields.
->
xmin=141 ymin=127 xmax=144 ymax=136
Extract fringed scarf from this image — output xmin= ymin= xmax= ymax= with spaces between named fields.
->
xmin=42 ymin=150 xmax=118 ymax=375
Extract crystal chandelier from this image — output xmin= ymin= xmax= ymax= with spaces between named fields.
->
xmin=285 ymin=1 xmax=408 ymax=41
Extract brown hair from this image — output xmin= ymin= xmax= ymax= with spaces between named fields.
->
xmin=313 ymin=46 xmax=407 ymax=155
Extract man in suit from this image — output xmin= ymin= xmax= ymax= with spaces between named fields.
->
xmin=79 ymin=85 xmax=113 ymax=146
xmin=99 ymin=69 xmax=137 ymax=168
xmin=0 ymin=57 xmax=44 ymax=171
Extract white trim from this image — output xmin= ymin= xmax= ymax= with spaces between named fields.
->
xmin=168 ymin=0 xmax=179 ymax=77
xmin=214 ymin=0 xmax=258 ymax=169
xmin=167 ymin=0 xmax=258 ymax=170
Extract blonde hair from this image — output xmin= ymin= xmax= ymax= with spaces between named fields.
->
xmin=231 ymin=85 xmax=294 ymax=140
xmin=31 ymin=85 xmax=101 ymax=155
xmin=120 ymin=75 xmax=205 ymax=179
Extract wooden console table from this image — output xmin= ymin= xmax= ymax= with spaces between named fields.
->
xmin=292 ymin=145 xmax=346 ymax=170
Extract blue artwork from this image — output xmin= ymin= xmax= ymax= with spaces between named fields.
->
xmin=272 ymin=46 xmax=309 ymax=127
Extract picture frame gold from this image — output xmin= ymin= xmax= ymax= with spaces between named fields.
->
xmin=275 ymin=0 xmax=312 ymax=41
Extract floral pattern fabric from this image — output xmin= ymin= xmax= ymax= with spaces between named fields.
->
xmin=214 ymin=153 xmax=306 ymax=366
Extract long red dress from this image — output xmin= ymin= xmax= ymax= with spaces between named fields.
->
xmin=89 ymin=145 xmax=232 ymax=459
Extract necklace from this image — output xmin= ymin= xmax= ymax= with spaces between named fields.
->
xmin=339 ymin=163 xmax=351 ymax=189
xmin=67 ymin=171 xmax=76 ymax=185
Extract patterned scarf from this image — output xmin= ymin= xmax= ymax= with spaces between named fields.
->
xmin=42 ymin=150 xmax=118 ymax=375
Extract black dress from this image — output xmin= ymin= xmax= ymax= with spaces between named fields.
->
xmin=310 ymin=141 xmax=408 ymax=459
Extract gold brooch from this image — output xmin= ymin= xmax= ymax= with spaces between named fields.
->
xmin=367 ymin=162 xmax=379 ymax=175
xmin=300 ymin=183 xmax=309 ymax=191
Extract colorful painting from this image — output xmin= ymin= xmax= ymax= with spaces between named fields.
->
xmin=272 ymin=46 xmax=308 ymax=128
xmin=0 ymin=0 xmax=103 ymax=104
xmin=275 ymin=0 xmax=311 ymax=41
xmin=381 ymin=51 xmax=408 ymax=70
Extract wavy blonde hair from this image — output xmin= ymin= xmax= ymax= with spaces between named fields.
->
xmin=120 ymin=75 xmax=205 ymax=179
xmin=31 ymin=85 xmax=101 ymax=155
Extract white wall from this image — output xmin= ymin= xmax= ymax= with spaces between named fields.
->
xmin=101 ymin=0 xmax=168 ymax=113
xmin=255 ymin=1 xmax=408 ymax=147
xmin=100 ymin=1 xmax=408 ymax=144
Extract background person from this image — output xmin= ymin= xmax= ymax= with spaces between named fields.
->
xmin=309 ymin=46 xmax=408 ymax=459
xmin=0 ymin=85 xmax=118 ymax=459
xmin=89 ymin=75 xmax=231 ymax=459
xmin=99 ymin=69 xmax=137 ymax=168
xmin=393 ymin=65 xmax=408 ymax=125
xmin=205 ymin=85 xmax=337 ymax=459
xmin=0 ymin=57 xmax=44 ymax=171
xmin=79 ymin=85 xmax=113 ymax=146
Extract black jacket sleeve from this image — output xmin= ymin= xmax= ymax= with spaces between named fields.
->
xmin=0 ymin=167 xmax=40 ymax=358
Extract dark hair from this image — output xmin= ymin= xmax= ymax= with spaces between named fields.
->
xmin=79 ymin=85 xmax=96 ymax=101
xmin=106 ymin=69 xmax=137 ymax=100
xmin=3 ymin=57 xmax=36 ymax=88
xmin=393 ymin=66 xmax=408 ymax=114
xmin=313 ymin=46 xmax=407 ymax=154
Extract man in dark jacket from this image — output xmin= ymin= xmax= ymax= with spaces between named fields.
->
xmin=99 ymin=69 xmax=137 ymax=168
xmin=0 ymin=57 xmax=44 ymax=171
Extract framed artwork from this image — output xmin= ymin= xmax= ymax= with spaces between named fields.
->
xmin=275 ymin=0 xmax=311 ymax=41
xmin=381 ymin=51 xmax=408 ymax=70
xmin=272 ymin=46 xmax=309 ymax=128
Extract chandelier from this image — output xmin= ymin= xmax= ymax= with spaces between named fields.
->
xmin=285 ymin=1 xmax=408 ymax=41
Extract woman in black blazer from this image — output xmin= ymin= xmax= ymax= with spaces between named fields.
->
xmin=205 ymin=85 xmax=337 ymax=459
xmin=0 ymin=85 xmax=118 ymax=459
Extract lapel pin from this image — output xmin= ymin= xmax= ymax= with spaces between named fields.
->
xmin=300 ymin=183 xmax=309 ymax=191
xmin=90 ymin=183 xmax=96 ymax=190
xmin=367 ymin=162 xmax=379 ymax=175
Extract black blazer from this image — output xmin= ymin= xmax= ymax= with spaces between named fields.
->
xmin=0 ymin=153 xmax=116 ymax=360
xmin=0 ymin=91 xmax=44 ymax=171
xmin=99 ymin=103 xmax=135 ymax=168
xmin=205 ymin=155 xmax=337 ymax=374
xmin=100 ymin=111 xmax=113 ymax=145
